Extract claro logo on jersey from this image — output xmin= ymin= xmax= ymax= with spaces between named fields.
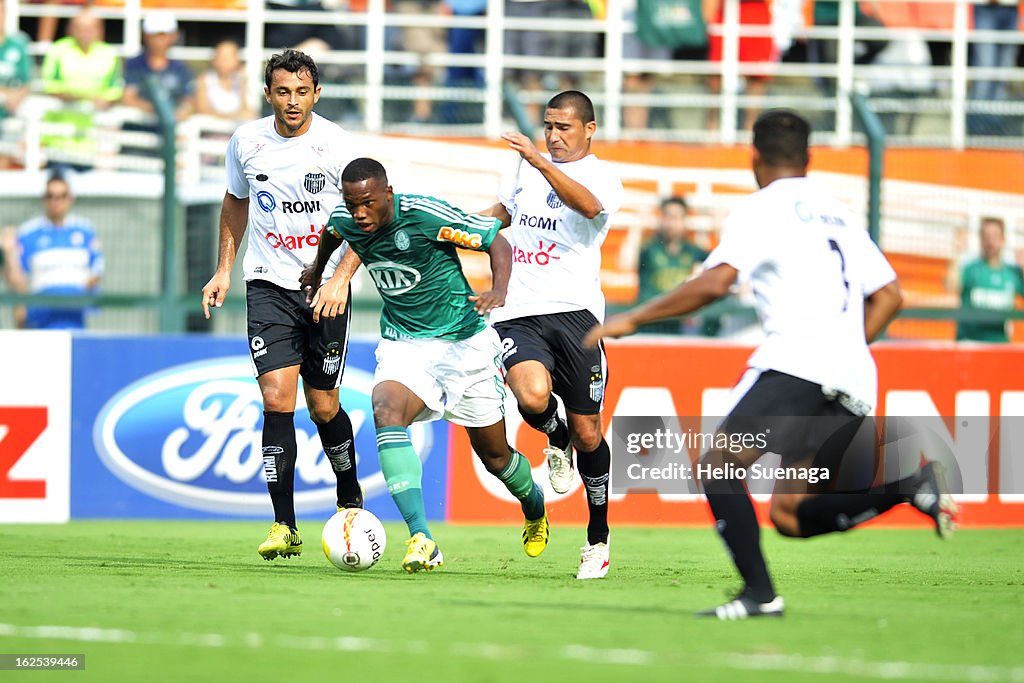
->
xmin=436 ymin=226 xmax=482 ymax=249
xmin=92 ymin=359 xmax=433 ymax=515
xmin=265 ymin=225 xmax=323 ymax=250
xmin=366 ymin=261 xmax=422 ymax=295
xmin=512 ymin=240 xmax=560 ymax=266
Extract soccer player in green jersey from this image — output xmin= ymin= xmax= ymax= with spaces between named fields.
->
xmin=300 ymin=157 xmax=549 ymax=573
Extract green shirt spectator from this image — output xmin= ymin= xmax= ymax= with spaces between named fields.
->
xmin=0 ymin=3 xmax=32 ymax=119
xmin=40 ymin=9 xmax=122 ymax=105
xmin=957 ymin=217 xmax=1024 ymax=342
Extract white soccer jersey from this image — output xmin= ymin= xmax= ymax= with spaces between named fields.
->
xmin=226 ymin=113 xmax=358 ymax=289
xmin=490 ymin=153 xmax=624 ymax=324
xmin=703 ymin=177 xmax=897 ymax=409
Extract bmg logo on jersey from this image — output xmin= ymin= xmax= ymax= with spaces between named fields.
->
xmin=436 ymin=226 xmax=482 ymax=249
xmin=304 ymin=169 xmax=326 ymax=194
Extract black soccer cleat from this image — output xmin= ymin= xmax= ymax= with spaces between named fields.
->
xmin=337 ymin=483 xmax=364 ymax=511
xmin=696 ymin=591 xmax=785 ymax=620
xmin=912 ymin=461 xmax=958 ymax=539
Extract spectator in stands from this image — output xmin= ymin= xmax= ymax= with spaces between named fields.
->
xmin=265 ymin=0 xmax=364 ymax=52
xmin=0 ymin=0 xmax=32 ymax=122
xmin=40 ymin=7 xmax=121 ymax=110
xmin=504 ymin=0 xmax=601 ymax=124
xmin=636 ymin=196 xmax=719 ymax=335
xmin=703 ymin=0 xmax=777 ymax=131
xmin=968 ymin=0 xmax=1019 ymax=135
xmin=39 ymin=7 xmax=122 ymax=166
xmin=196 ymin=39 xmax=255 ymax=121
xmin=437 ymin=0 xmax=486 ymax=124
xmin=122 ymin=11 xmax=195 ymax=121
xmin=955 ymin=216 xmax=1024 ymax=342
xmin=389 ymin=1 xmax=447 ymax=123
xmin=0 ymin=171 xmax=104 ymax=329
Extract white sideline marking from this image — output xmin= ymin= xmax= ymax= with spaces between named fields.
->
xmin=2 ymin=623 xmax=1023 ymax=681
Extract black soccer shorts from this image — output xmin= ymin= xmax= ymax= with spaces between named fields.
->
xmin=245 ymin=279 xmax=351 ymax=390
xmin=494 ymin=309 xmax=608 ymax=415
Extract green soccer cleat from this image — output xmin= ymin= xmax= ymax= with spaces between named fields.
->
xmin=258 ymin=522 xmax=303 ymax=560
xmin=522 ymin=514 xmax=550 ymax=558
xmin=402 ymin=532 xmax=443 ymax=573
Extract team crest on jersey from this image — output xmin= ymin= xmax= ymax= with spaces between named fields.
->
xmin=304 ymin=169 xmax=326 ymax=194
xmin=394 ymin=229 xmax=410 ymax=251
xmin=546 ymin=190 xmax=564 ymax=209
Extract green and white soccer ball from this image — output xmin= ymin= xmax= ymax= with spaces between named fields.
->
xmin=322 ymin=508 xmax=387 ymax=572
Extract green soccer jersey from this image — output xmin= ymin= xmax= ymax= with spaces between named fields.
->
xmin=958 ymin=259 xmax=1024 ymax=342
xmin=326 ymin=193 xmax=501 ymax=341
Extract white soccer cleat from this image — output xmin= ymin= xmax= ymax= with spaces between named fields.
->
xmin=544 ymin=444 xmax=574 ymax=494
xmin=576 ymin=539 xmax=610 ymax=580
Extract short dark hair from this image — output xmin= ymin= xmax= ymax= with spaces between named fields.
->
xmin=660 ymin=196 xmax=688 ymax=213
xmin=342 ymin=158 xmax=388 ymax=185
xmin=980 ymin=216 xmax=1005 ymax=234
xmin=752 ymin=109 xmax=810 ymax=168
xmin=547 ymin=90 xmax=595 ymax=125
xmin=264 ymin=49 xmax=318 ymax=89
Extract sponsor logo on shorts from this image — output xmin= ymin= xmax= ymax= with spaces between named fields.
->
xmin=436 ymin=226 xmax=482 ymax=249
xmin=394 ymin=229 xmax=410 ymax=251
xmin=546 ymin=190 xmax=564 ymax=209
xmin=304 ymin=169 xmax=326 ymax=194
xmin=500 ymin=337 xmax=517 ymax=362
xmin=256 ymin=191 xmax=276 ymax=212
xmin=251 ymin=336 xmax=267 ymax=359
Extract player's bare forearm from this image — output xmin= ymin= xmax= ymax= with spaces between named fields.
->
xmin=583 ymin=263 xmax=737 ymax=347
xmin=202 ymin=193 xmax=248 ymax=318
xmin=469 ymin=233 xmax=511 ymax=313
xmin=214 ymin=193 xmax=249 ymax=272
xmin=864 ymin=280 xmax=903 ymax=342
xmin=300 ymin=228 xmax=345 ymax=296
xmin=479 ymin=202 xmax=512 ymax=227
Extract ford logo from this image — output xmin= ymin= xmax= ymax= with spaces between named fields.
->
xmin=92 ymin=357 xmax=432 ymax=515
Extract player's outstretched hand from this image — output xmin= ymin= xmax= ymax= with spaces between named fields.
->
xmin=468 ymin=289 xmax=505 ymax=314
xmin=201 ymin=271 xmax=230 ymax=320
xmin=310 ymin=277 xmax=349 ymax=323
xmin=501 ymin=131 xmax=543 ymax=167
xmin=299 ymin=263 xmax=318 ymax=304
xmin=583 ymin=313 xmax=638 ymax=348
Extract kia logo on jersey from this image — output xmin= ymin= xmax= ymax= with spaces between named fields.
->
xmin=92 ymin=358 xmax=433 ymax=515
xmin=304 ymin=170 xmax=326 ymax=194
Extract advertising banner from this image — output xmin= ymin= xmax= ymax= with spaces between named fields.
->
xmin=71 ymin=336 xmax=448 ymax=521
xmin=0 ymin=331 xmax=71 ymax=524
xmin=446 ymin=341 xmax=1024 ymax=527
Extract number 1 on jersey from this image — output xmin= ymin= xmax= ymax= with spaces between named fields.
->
xmin=828 ymin=238 xmax=850 ymax=311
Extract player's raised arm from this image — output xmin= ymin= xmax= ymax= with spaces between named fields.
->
xmin=469 ymin=232 xmax=511 ymax=314
xmin=584 ymin=263 xmax=738 ymax=347
xmin=502 ymin=131 xmax=604 ymax=219
xmin=202 ymin=191 xmax=249 ymax=319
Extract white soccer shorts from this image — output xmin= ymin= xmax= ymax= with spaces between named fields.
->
xmin=374 ymin=326 xmax=506 ymax=428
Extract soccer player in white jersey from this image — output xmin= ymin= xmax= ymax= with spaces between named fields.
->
xmin=586 ymin=109 xmax=957 ymax=619
xmin=482 ymin=91 xmax=624 ymax=580
xmin=201 ymin=50 xmax=363 ymax=561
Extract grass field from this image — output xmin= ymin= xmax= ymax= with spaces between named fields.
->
xmin=1 ymin=522 xmax=1022 ymax=682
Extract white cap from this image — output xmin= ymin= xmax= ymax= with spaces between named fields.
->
xmin=142 ymin=10 xmax=178 ymax=34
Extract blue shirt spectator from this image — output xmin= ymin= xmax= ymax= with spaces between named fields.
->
xmin=122 ymin=11 xmax=196 ymax=120
xmin=1 ymin=175 xmax=104 ymax=329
